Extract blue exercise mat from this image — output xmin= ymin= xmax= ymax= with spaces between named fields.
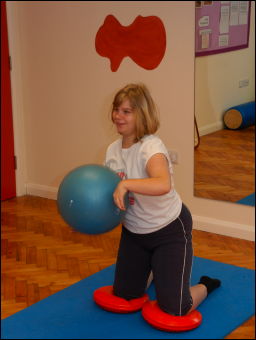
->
xmin=237 ymin=193 xmax=255 ymax=207
xmin=1 ymin=257 xmax=255 ymax=339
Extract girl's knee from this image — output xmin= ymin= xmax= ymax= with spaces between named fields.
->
xmin=157 ymin=296 xmax=193 ymax=316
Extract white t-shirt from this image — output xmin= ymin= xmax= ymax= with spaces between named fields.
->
xmin=105 ymin=134 xmax=182 ymax=234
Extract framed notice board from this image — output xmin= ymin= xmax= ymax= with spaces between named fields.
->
xmin=195 ymin=1 xmax=251 ymax=56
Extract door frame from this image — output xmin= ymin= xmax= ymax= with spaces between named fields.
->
xmin=5 ymin=2 xmax=27 ymax=197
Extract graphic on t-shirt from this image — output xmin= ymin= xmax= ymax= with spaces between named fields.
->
xmin=128 ymin=194 xmax=135 ymax=206
xmin=117 ymin=171 xmax=127 ymax=180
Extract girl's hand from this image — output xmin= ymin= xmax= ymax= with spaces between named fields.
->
xmin=113 ymin=180 xmax=128 ymax=211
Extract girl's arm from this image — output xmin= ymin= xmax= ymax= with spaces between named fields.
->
xmin=113 ymin=153 xmax=171 ymax=211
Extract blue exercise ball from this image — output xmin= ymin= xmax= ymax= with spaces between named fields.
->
xmin=57 ymin=164 xmax=128 ymax=234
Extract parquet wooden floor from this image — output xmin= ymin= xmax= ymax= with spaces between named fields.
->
xmin=1 ymin=196 xmax=255 ymax=339
xmin=194 ymin=126 xmax=255 ymax=203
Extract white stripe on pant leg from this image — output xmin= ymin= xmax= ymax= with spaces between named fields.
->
xmin=178 ymin=217 xmax=188 ymax=316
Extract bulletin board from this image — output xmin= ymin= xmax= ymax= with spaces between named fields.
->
xmin=195 ymin=1 xmax=251 ymax=56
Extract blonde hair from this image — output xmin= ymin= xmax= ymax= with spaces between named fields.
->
xmin=111 ymin=83 xmax=160 ymax=142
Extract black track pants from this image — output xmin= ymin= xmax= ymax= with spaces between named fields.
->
xmin=113 ymin=203 xmax=193 ymax=316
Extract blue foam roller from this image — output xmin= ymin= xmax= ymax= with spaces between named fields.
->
xmin=224 ymin=101 xmax=255 ymax=129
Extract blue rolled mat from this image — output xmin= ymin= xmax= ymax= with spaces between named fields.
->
xmin=223 ymin=101 xmax=255 ymax=129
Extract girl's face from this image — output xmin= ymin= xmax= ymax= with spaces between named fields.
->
xmin=112 ymin=99 xmax=136 ymax=139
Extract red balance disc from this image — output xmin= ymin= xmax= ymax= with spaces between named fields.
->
xmin=142 ymin=300 xmax=202 ymax=332
xmin=93 ymin=285 xmax=149 ymax=313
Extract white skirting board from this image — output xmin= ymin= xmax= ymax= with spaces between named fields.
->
xmin=192 ymin=215 xmax=254 ymax=241
xmin=25 ymin=183 xmax=255 ymax=241
xmin=198 ymin=121 xmax=224 ymax=137
xmin=26 ymin=183 xmax=58 ymax=200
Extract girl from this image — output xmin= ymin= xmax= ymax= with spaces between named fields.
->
xmin=105 ymin=83 xmax=220 ymax=316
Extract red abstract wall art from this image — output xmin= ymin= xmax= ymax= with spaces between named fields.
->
xmin=95 ymin=15 xmax=166 ymax=72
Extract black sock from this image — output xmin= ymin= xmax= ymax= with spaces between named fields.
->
xmin=198 ymin=276 xmax=221 ymax=295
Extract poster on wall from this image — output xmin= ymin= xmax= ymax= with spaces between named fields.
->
xmin=195 ymin=1 xmax=251 ymax=56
